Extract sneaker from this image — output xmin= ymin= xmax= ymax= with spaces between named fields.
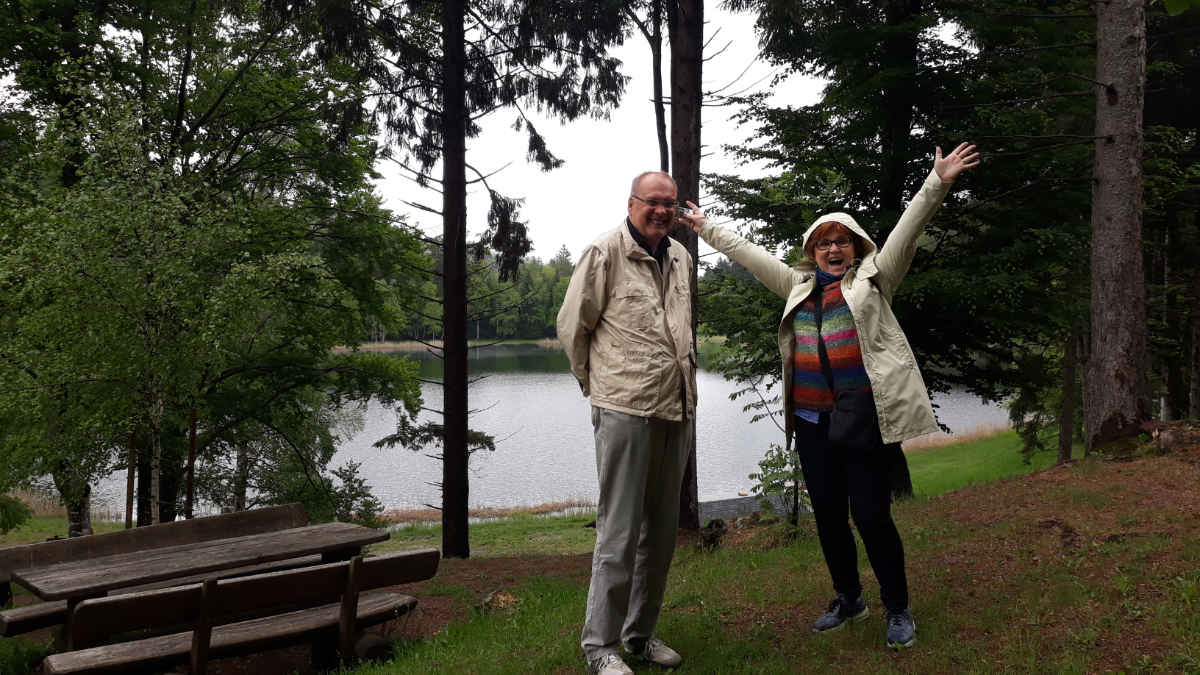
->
xmin=885 ymin=609 xmax=917 ymax=649
xmin=625 ymin=636 xmax=683 ymax=667
xmin=812 ymin=593 xmax=869 ymax=633
xmin=588 ymin=653 xmax=633 ymax=675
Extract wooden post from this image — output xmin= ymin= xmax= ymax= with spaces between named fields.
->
xmin=190 ymin=578 xmax=216 ymax=675
xmin=338 ymin=556 xmax=363 ymax=664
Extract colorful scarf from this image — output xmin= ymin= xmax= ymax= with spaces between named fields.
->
xmin=791 ymin=278 xmax=872 ymax=412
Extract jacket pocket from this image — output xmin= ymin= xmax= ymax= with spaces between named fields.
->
xmin=613 ymin=284 xmax=656 ymax=331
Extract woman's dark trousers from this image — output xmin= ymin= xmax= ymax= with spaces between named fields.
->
xmin=795 ymin=413 xmax=909 ymax=614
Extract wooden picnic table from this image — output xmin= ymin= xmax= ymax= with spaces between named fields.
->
xmin=13 ymin=522 xmax=388 ymax=602
xmin=11 ymin=521 xmax=389 ymax=649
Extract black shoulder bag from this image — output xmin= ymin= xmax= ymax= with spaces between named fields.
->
xmin=814 ymin=289 xmax=883 ymax=452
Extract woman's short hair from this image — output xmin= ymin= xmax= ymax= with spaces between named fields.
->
xmin=804 ymin=221 xmax=865 ymax=261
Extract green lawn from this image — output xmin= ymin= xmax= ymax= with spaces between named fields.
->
xmin=906 ymin=430 xmax=1060 ymax=498
xmin=12 ymin=434 xmax=1182 ymax=675
xmin=351 ymin=442 xmax=1198 ymax=674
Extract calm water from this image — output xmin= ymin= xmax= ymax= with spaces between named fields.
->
xmin=92 ymin=344 xmax=1009 ymax=514
xmin=331 ymin=344 xmax=1009 ymax=511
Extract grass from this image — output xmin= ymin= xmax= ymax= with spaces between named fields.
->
xmin=6 ymin=433 xmax=1198 ymax=674
xmin=350 ymin=435 xmax=1200 ymax=674
xmin=0 ymin=517 xmax=125 ymax=549
xmin=905 ymin=429 xmax=1059 ymax=497
xmin=374 ymin=512 xmax=599 ymax=558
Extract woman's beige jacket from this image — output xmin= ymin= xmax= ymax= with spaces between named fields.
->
xmin=556 ymin=222 xmax=697 ymax=421
xmin=698 ymin=169 xmax=952 ymax=444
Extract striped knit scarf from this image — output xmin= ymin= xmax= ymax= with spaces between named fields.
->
xmin=791 ymin=280 xmax=872 ymax=412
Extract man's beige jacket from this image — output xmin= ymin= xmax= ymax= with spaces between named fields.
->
xmin=557 ymin=222 xmax=697 ymax=421
xmin=698 ymin=169 xmax=952 ymax=444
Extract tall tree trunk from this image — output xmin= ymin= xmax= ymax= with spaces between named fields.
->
xmin=137 ymin=433 xmax=152 ymax=526
xmin=624 ymin=0 xmax=669 ymax=171
xmin=149 ymin=387 xmax=164 ymax=524
xmin=651 ymin=0 xmax=668 ymax=172
xmin=1159 ymin=225 xmax=1173 ymax=421
xmin=185 ymin=407 xmax=197 ymax=518
xmin=669 ymin=0 xmax=702 ymax=530
xmin=51 ymin=462 xmax=93 ymax=538
xmin=233 ymin=445 xmax=250 ymax=511
xmin=1189 ymin=262 xmax=1200 ymax=418
xmin=1161 ymin=208 xmax=1187 ymax=419
xmin=1085 ymin=0 xmax=1148 ymax=449
xmin=878 ymin=0 xmax=922 ymax=222
xmin=1058 ymin=330 xmax=1079 ymax=465
xmin=65 ymin=485 xmax=93 ymax=538
xmin=441 ymin=0 xmax=471 ymax=558
xmin=125 ymin=442 xmax=135 ymax=529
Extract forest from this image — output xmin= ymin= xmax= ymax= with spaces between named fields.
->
xmin=1 ymin=0 xmax=1198 ymax=561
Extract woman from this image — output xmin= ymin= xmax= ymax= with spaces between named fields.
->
xmin=683 ymin=143 xmax=980 ymax=649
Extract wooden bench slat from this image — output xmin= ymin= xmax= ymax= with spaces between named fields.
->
xmin=0 ymin=555 xmax=323 ymax=638
xmin=43 ymin=591 xmax=417 ymax=675
xmin=0 ymin=504 xmax=308 ymax=584
xmin=0 ymin=599 xmax=67 ymax=635
xmin=68 ymin=550 xmax=439 ymax=649
xmin=14 ymin=523 xmax=386 ymax=600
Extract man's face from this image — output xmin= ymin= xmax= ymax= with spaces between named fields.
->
xmin=627 ymin=174 xmax=678 ymax=248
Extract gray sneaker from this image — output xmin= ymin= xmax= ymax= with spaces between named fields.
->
xmin=812 ymin=593 xmax=869 ymax=633
xmin=588 ymin=653 xmax=633 ymax=675
xmin=625 ymin=636 xmax=682 ymax=667
xmin=885 ymin=609 xmax=916 ymax=649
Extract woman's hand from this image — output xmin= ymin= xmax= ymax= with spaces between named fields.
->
xmin=679 ymin=200 xmax=706 ymax=233
xmin=933 ymin=142 xmax=980 ymax=182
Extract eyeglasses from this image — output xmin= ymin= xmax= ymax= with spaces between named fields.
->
xmin=630 ymin=194 xmax=679 ymax=210
xmin=815 ymin=237 xmax=853 ymax=252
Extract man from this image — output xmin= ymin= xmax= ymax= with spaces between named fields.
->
xmin=557 ymin=171 xmax=698 ymax=675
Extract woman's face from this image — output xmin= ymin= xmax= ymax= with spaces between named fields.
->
xmin=811 ymin=223 xmax=855 ymax=276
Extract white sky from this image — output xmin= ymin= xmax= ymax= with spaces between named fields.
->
xmin=372 ymin=6 xmax=825 ymax=262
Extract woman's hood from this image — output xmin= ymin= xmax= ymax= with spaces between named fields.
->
xmin=802 ymin=212 xmax=879 ymax=258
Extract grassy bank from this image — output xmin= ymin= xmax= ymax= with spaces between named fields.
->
xmin=375 ymin=429 xmax=1045 ymax=558
xmin=337 ymin=338 xmax=561 ymax=353
xmin=360 ymin=441 xmax=1199 ymax=674
xmin=10 ymin=432 xmax=1193 ymax=674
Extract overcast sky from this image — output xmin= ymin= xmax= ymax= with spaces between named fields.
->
xmin=372 ymin=6 xmax=824 ymax=262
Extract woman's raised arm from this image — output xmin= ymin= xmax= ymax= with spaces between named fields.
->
xmin=682 ymin=202 xmax=805 ymax=300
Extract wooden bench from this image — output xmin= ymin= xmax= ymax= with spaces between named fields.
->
xmin=0 ymin=503 xmax=309 ymax=636
xmin=41 ymin=548 xmax=440 ymax=675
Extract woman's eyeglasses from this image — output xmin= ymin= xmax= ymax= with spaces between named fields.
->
xmin=814 ymin=237 xmax=852 ymax=252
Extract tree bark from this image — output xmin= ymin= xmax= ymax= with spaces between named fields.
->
xmin=651 ymin=0 xmax=668 ymax=172
xmin=125 ymin=442 xmax=135 ymax=529
xmin=149 ymin=388 xmax=164 ymax=524
xmin=1058 ymin=331 xmax=1078 ymax=465
xmin=441 ymin=0 xmax=471 ymax=558
xmin=669 ymin=0 xmax=702 ymax=530
xmin=1085 ymin=0 xmax=1149 ymax=450
xmin=878 ymin=0 xmax=922 ymax=222
xmin=185 ymin=407 xmax=197 ymax=519
xmin=52 ymin=462 xmax=93 ymax=538
xmin=1190 ymin=260 xmax=1200 ymax=418
xmin=234 ymin=445 xmax=250 ymax=511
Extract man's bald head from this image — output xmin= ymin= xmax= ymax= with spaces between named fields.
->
xmin=630 ymin=171 xmax=677 ymax=196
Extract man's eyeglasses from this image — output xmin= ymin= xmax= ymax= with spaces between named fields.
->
xmin=630 ymin=194 xmax=679 ymax=210
xmin=814 ymin=237 xmax=853 ymax=252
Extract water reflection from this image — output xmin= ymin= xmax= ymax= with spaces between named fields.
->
xmin=331 ymin=344 xmax=1010 ymax=512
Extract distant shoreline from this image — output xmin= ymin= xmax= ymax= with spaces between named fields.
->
xmin=333 ymin=338 xmax=563 ymax=354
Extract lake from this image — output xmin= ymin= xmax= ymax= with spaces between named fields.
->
xmin=91 ymin=343 xmax=1010 ymax=515
xmin=331 ymin=344 xmax=1010 ymax=511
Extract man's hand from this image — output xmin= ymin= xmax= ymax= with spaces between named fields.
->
xmin=933 ymin=142 xmax=980 ymax=182
xmin=680 ymin=200 xmax=706 ymax=233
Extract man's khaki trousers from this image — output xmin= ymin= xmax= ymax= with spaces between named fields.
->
xmin=581 ymin=406 xmax=694 ymax=661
